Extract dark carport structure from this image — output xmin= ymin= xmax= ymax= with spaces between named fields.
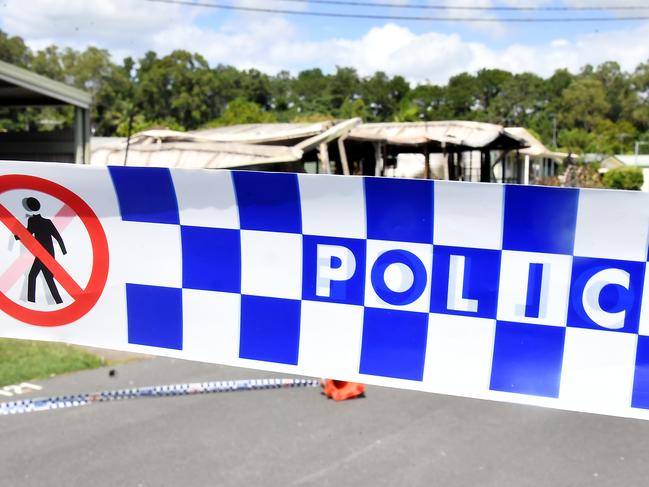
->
xmin=0 ymin=60 xmax=91 ymax=164
xmin=345 ymin=121 xmax=528 ymax=181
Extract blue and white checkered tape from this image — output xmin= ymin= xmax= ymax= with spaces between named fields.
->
xmin=3 ymin=160 xmax=649 ymax=419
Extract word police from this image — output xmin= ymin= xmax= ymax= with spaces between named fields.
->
xmin=304 ymin=239 xmax=644 ymax=333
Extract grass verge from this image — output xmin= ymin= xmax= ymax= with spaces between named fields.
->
xmin=0 ymin=338 xmax=105 ymax=387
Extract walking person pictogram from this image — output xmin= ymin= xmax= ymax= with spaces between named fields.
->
xmin=15 ymin=197 xmax=67 ymax=304
xmin=0 ymin=174 xmax=109 ymax=327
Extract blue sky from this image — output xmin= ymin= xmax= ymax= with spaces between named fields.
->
xmin=2 ymin=0 xmax=649 ymax=83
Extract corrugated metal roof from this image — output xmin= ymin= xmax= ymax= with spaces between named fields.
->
xmin=0 ymin=60 xmax=92 ymax=109
xmin=191 ymin=121 xmax=333 ymax=144
xmin=505 ymin=127 xmax=567 ymax=160
xmin=349 ymin=121 xmax=527 ymax=149
xmin=607 ymin=155 xmax=649 ymax=167
xmin=90 ymin=120 xmax=360 ymax=169
xmin=90 ymin=138 xmax=302 ymax=169
xmin=295 ymin=118 xmax=361 ymax=152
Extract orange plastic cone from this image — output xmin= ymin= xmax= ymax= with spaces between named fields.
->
xmin=321 ymin=379 xmax=365 ymax=401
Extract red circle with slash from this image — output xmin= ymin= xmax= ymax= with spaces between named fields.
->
xmin=0 ymin=175 xmax=109 ymax=326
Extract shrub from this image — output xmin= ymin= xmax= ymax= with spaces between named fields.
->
xmin=602 ymin=166 xmax=644 ymax=191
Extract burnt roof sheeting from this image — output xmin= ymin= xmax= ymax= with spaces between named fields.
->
xmin=349 ymin=121 xmax=528 ymax=151
xmin=191 ymin=122 xmax=333 ymax=144
xmin=295 ymin=118 xmax=362 ymax=152
xmin=0 ymin=60 xmax=91 ymax=109
xmin=505 ymin=127 xmax=567 ymax=160
xmin=90 ymin=138 xmax=303 ymax=169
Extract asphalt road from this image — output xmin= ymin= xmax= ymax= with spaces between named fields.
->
xmin=1 ymin=357 xmax=649 ymax=487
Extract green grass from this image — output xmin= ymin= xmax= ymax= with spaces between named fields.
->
xmin=0 ymin=338 xmax=105 ymax=387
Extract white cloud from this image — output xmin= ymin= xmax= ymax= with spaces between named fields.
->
xmin=1 ymin=0 xmax=190 ymax=54
xmin=3 ymin=0 xmax=649 ymax=84
xmin=151 ymin=20 xmax=649 ymax=84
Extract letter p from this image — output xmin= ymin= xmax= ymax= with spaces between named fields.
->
xmin=316 ymin=244 xmax=357 ymax=298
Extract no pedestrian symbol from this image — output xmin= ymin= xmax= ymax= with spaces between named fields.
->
xmin=0 ymin=175 xmax=109 ymax=327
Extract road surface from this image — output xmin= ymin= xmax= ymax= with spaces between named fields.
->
xmin=1 ymin=357 xmax=648 ymax=486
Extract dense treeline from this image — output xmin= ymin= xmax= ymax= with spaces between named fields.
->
xmin=2 ymin=29 xmax=649 ymax=155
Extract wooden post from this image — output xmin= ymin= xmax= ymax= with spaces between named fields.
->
xmin=124 ymin=109 xmax=134 ymax=166
xmin=374 ymin=142 xmax=384 ymax=177
xmin=74 ymin=107 xmax=89 ymax=164
xmin=447 ymin=152 xmax=456 ymax=181
xmin=423 ymin=144 xmax=430 ymax=179
xmin=338 ymin=137 xmax=351 ymax=176
xmin=319 ymin=142 xmax=330 ymax=174
xmin=480 ymin=150 xmax=491 ymax=183
xmin=442 ymin=143 xmax=449 ymax=180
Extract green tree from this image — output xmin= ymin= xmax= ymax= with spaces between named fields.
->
xmin=292 ymin=68 xmax=332 ymax=115
xmin=558 ymin=128 xmax=596 ymax=153
xmin=405 ymin=84 xmax=452 ymax=120
xmin=603 ymin=166 xmax=644 ymax=190
xmin=445 ymin=72 xmax=477 ymax=118
xmin=339 ymin=97 xmax=368 ymax=120
xmin=629 ymin=61 xmax=649 ymax=131
xmin=489 ymin=72 xmax=546 ymax=128
xmin=204 ymin=98 xmax=277 ymax=127
xmin=240 ymin=68 xmax=272 ymax=108
xmin=474 ymin=68 xmax=513 ymax=115
xmin=0 ymin=30 xmax=32 ymax=66
xmin=592 ymin=61 xmax=632 ymax=122
xmin=559 ymin=78 xmax=610 ymax=132
xmin=135 ymin=50 xmax=218 ymax=130
xmin=330 ymin=67 xmax=360 ymax=113
xmin=115 ymin=114 xmax=184 ymax=136
xmin=361 ymin=71 xmax=409 ymax=121
xmin=590 ymin=119 xmax=637 ymax=154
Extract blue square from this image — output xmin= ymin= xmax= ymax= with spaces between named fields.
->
xmin=302 ymin=235 xmax=365 ymax=305
xmin=359 ymin=308 xmax=428 ymax=381
xmin=430 ymin=246 xmax=501 ymax=319
xmin=126 ymin=284 xmax=182 ymax=350
xmin=109 ymin=166 xmax=179 ymax=224
xmin=567 ymin=257 xmax=644 ymax=334
xmin=490 ymin=321 xmax=565 ymax=398
xmin=239 ymin=295 xmax=301 ymax=365
xmin=365 ymin=177 xmax=433 ymax=244
xmin=232 ymin=171 xmax=302 ymax=233
xmin=181 ymin=226 xmax=241 ymax=293
xmin=632 ymin=336 xmax=649 ymax=409
xmin=503 ymin=185 xmax=578 ymax=255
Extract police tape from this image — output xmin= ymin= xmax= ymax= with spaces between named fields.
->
xmin=0 ymin=378 xmax=321 ymax=416
xmin=4 ymin=161 xmax=649 ymax=420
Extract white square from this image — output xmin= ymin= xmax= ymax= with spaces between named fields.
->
xmin=560 ymin=327 xmax=637 ymax=413
xmin=497 ymin=250 xmax=572 ymax=327
xmin=434 ymin=180 xmax=503 ymax=250
xmin=298 ymin=173 xmax=366 ymax=238
xmin=574 ymin=188 xmax=649 ymax=261
xmin=423 ymin=313 xmax=496 ymax=396
xmin=182 ymin=289 xmax=241 ymax=364
xmin=298 ymin=300 xmax=364 ymax=380
xmin=110 ymin=221 xmax=182 ymax=288
xmin=172 ymin=168 xmax=239 ymax=229
xmin=241 ymin=230 xmax=302 ymax=299
xmin=364 ymin=239 xmax=433 ymax=313
xmin=0 ymin=280 xmax=129 ymax=351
